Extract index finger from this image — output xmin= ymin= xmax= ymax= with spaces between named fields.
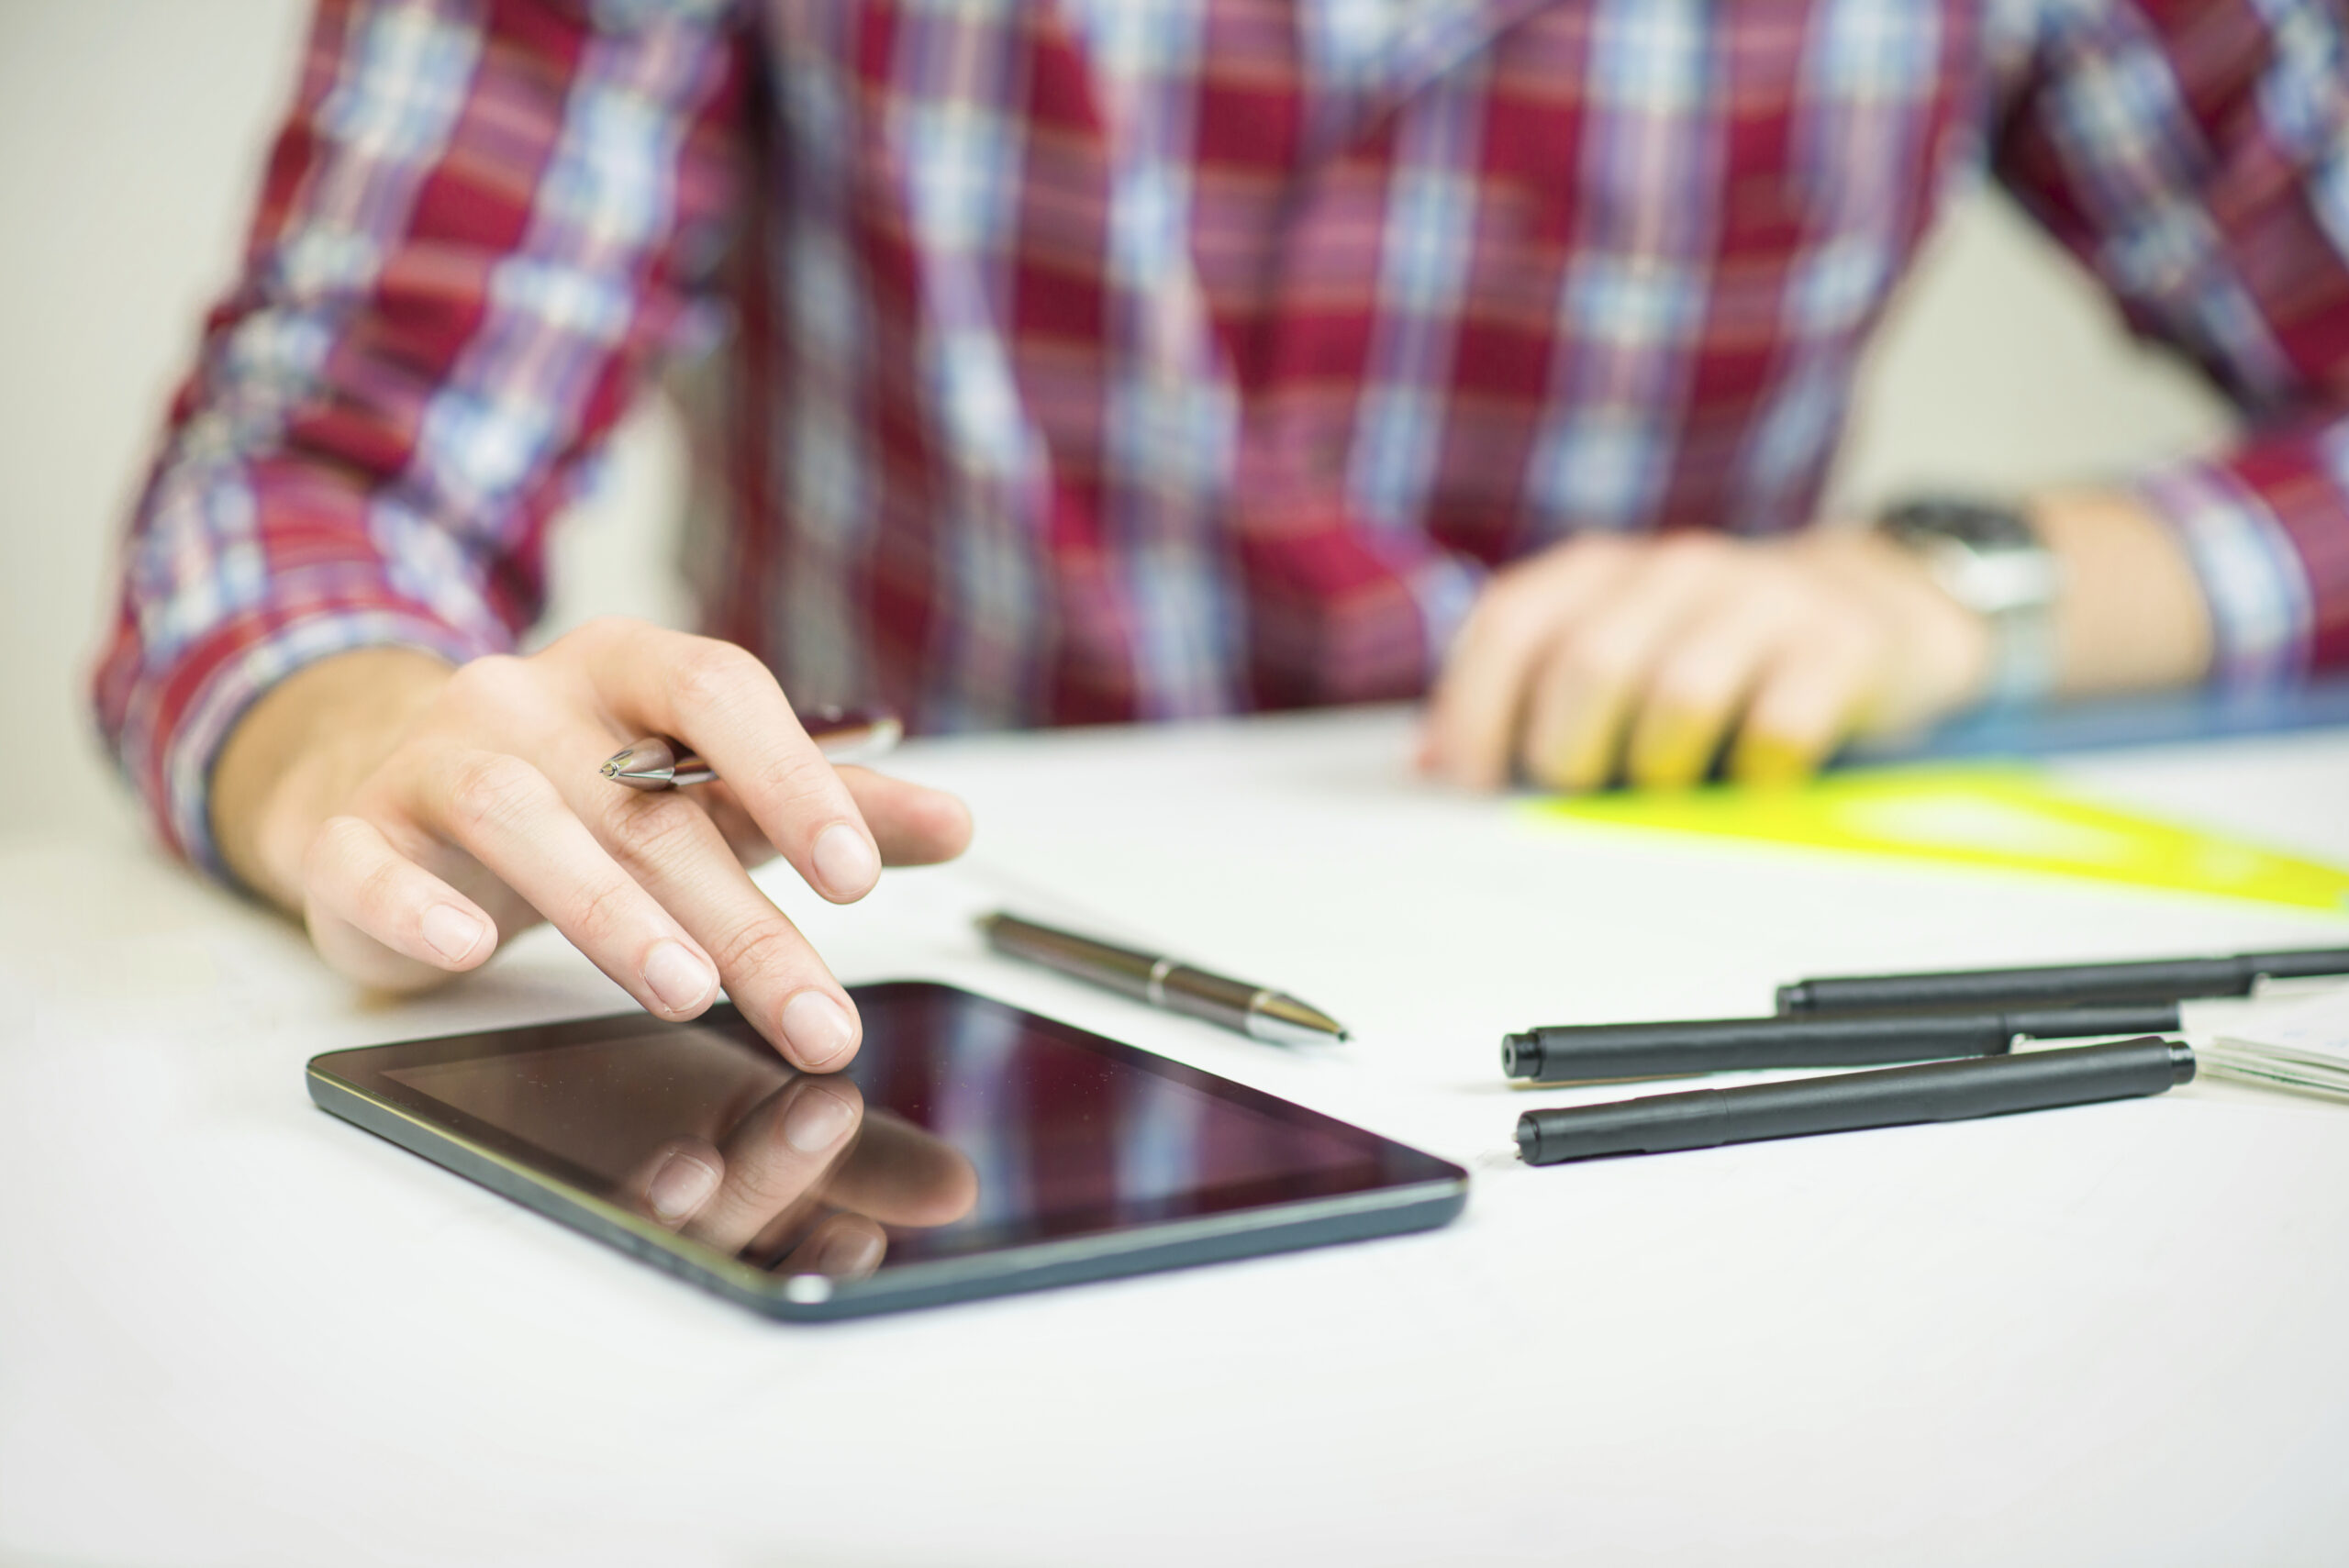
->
xmin=584 ymin=625 xmax=882 ymax=904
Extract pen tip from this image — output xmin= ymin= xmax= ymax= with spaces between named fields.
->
xmin=1248 ymin=993 xmax=1351 ymax=1046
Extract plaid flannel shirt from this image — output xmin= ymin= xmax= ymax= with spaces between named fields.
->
xmin=95 ymin=0 xmax=2349 ymax=873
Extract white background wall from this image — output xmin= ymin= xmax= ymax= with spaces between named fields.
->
xmin=0 ymin=0 xmax=2237 ymax=851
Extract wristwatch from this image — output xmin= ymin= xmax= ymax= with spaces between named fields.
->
xmin=1875 ymin=496 xmax=2062 ymax=707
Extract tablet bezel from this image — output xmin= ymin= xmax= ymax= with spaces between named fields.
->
xmin=306 ymin=981 xmax=1468 ymax=1320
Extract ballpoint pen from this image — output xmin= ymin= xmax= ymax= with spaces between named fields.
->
xmin=599 ymin=705 xmax=903 ymax=790
xmin=978 ymin=911 xmax=1350 ymax=1046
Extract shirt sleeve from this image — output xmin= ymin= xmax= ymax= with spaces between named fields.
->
xmin=1993 ymin=0 xmax=2349 ymax=688
xmin=90 ymin=0 xmax=748 ymax=874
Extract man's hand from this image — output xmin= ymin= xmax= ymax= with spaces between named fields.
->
xmin=1420 ymin=530 xmax=1993 ymax=791
xmin=211 ymin=617 xmax=973 ymax=1072
xmin=1419 ymin=492 xmax=2218 ymax=793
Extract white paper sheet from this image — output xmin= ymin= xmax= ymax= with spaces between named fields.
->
xmin=2207 ymin=984 xmax=2349 ymax=1097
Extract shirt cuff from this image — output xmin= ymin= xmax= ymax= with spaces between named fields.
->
xmin=115 ymin=604 xmax=499 ymax=882
xmin=2132 ymin=446 xmax=2324 ymax=691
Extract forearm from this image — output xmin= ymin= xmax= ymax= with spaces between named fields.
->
xmin=2027 ymin=489 xmax=2215 ymax=699
xmin=94 ymin=0 xmax=752 ymax=877
xmin=212 ymin=648 xmax=454 ymax=911
xmin=1994 ymin=0 xmax=2349 ymax=684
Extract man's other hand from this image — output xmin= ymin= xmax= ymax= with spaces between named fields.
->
xmin=1419 ymin=531 xmax=1992 ymax=792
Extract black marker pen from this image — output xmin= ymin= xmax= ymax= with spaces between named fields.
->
xmin=1501 ymin=1003 xmax=2179 ymax=1082
xmin=1515 ymin=1036 xmax=2193 ymax=1165
xmin=1776 ymin=947 xmax=2349 ymax=1014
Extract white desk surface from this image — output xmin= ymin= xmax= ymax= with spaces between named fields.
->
xmin=6 ymin=707 xmax=2347 ymax=1567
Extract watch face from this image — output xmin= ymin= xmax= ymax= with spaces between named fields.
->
xmin=1877 ymin=496 xmax=2059 ymax=632
xmin=1884 ymin=499 xmax=2036 ymax=552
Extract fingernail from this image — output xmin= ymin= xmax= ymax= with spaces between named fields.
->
xmin=420 ymin=904 xmax=487 ymax=963
xmin=642 ymin=940 xmax=717 ymax=1012
xmin=1633 ymin=714 xmax=1708 ymax=789
xmin=783 ymin=1084 xmax=858 ymax=1153
xmin=1735 ymin=735 xmax=1811 ymax=787
xmin=811 ymin=822 xmax=880 ymax=899
xmin=646 ymin=1151 xmax=718 ymax=1223
xmin=780 ymin=989 xmax=858 ymax=1069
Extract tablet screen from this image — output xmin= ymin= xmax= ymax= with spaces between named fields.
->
xmin=358 ymin=984 xmax=1434 ymax=1285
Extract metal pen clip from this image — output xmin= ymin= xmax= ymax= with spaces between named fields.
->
xmin=600 ymin=705 xmax=903 ymax=791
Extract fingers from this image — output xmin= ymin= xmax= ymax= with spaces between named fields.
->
xmin=1729 ymin=617 xmax=1879 ymax=784
xmin=691 ymin=784 xmax=781 ymax=870
xmin=835 ymin=766 xmax=974 ymax=866
xmin=581 ymin=764 xmax=863 ymax=1072
xmin=580 ymin=625 xmax=885 ymax=905
xmin=302 ymin=814 xmax=499 ymax=992
xmin=682 ymin=763 xmax=973 ymax=871
xmin=1518 ymin=539 xmax=1738 ymax=791
xmin=1422 ymin=539 xmax=1635 ymax=788
xmin=1622 ymin=585 xmax=1810 ymax=789
xmin=415 ymin=747 xmax=721 ymax=1021
xmin=1423 ymin=537 xmax=1920 ymax=794
xmin=283 ymin=627 xmax=970 ymax=1040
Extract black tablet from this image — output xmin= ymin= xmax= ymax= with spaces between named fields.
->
xmin=307 ymin=982 xmax=1467 ymax=1320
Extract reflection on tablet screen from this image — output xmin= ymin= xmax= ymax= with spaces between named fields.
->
xmin=386 ymin=987 xmax=1381 ymax=1279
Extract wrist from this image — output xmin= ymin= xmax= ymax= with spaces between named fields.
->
xmin=1817 ymin=528 xmax=1998 ymax=722
xmin=2028 ymin=490 xmax=2214 ymax=695
xmin=1865 ymin=489 xmax=2217 ymax=706
xmin=1873 ymin=496 xmax=2061 ymax=709
xmin=211 ymin=648 xmax=454 ymax=909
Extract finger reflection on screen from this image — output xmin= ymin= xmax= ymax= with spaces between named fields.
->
xmin=643 ymin=1073 xmax=980 ymax=1279
xmin=392 ymin=1028 xmax=979 ymax=1282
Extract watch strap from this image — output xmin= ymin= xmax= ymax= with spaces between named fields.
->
xmin=1876 ymin=497 xmax=2062 ymax=708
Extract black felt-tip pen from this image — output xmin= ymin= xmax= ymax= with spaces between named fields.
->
xmin=1515 ymin=1036 xmax=2194 ymax=1165
xmin=1501 ymin=1003 xmax=2180 ymax=1082
xmin=1776 ymin=947 xmax=2349 ymax=1015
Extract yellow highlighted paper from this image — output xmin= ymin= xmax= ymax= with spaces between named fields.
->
xmin=1533 ymin=764 xmax=2349 ymax=914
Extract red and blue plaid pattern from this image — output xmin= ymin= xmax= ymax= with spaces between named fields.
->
xmin=95 ymin=0 xmax=2349 ymax=872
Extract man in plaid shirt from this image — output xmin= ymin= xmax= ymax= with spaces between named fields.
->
xmin=96 ymin=0 xmax=2349 ymax=1073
